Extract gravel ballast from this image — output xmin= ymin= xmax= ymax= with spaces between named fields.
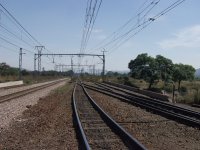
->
xmin=0 ymin=80 xmax=66 ymax=129
xmin=87 ymin=89 xmax=200 ymax=150
xmin=0 ymin=78 xmax=68 ymax=97
xmin=0 ymin=82 xmax=78 ymax=149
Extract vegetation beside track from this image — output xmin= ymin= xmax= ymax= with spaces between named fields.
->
xmin=105 ymin=76 xmax=200 ymax=105
xmin=103 ymin=53 xmax=200 ymax=105
xmin=0 ymin=62 xmax=73 ymax=84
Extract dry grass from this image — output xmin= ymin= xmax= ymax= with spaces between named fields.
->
xmin=0 ymin=75 xmax=18 ymax=83
xmin=81 ymin=75 xmax=102 ymax=82
xmin=106 ymin=76 xmax=200 ymax=104
xmin=175 ymin=81 xmax=200 ymax=104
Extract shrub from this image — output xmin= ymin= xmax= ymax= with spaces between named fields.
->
xmin=148 ymin=87 xmax=162 ymax=93
xmin=25 ymin=80 xmax=31 ymax=84
xmin=124 ymin=80 xmax=133 ymax=86
xmin=164 ymin=85 xmax=173 ymax=93
xmin=117 ymin=76 xmax=122 ymax=80
xmin=180 ymin=86 xmax=187 ymax=93
xmin=123 ymin=76 xmax=129 ymax=81
xmin=194 ymin=89 xmax=200 ymax=104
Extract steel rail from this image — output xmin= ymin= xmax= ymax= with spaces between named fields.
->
xmin=72 ymin=83 xmax=90 ymax=150
xmin=104 ymin=81 xmax=169 ymax=101
xmin=96 ymin=82 xmax=200 ymax=120
xmin=0 ymin=79 xmax=65 ymax=103
xmin=82 ymin=83 xmax=147 ymax=149
xmin=73 ymin=81 xmax=147 ymax=149
xmin=84 ymin=83 xmax=200 ymax=128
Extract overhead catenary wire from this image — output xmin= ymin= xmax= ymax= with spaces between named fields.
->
xmin=0 ymin=3 xmax=56 ymax=68
xmin=107 ymin=0 xmax=186 ymax=55
xmin=83 ymin=0 xmax=102 ymax=52
xmin=0 ymin=4 xmax=54 ymax=54
xmin=90 ymin=0 xmax=160 ymax=53
xmin=80 ymin=0 xmax=93 ymax=54
xmin=0 ymin=24 xmax=35 ymax=49
xmin=89 ymin=0 xmax=159 ymax=53
xmin=0 ymin=3 xmax=42 ymax=46
xmin=0 ymin=7 xmax=38 ymax=53
xmin=80 ymin=0 xmax=103 ymax=54
xmin=78 ymin=0 xmax=103 ymax=72
xmin=0 ymin=8 xmax=51 ymax=53
xmin=0 ymin=1 xmax=186 ymax=72
xmin=0 ymin=43 xmax=18 ymax=53
xmin=0 ymin=8 xmax=24 ymax=35
xmin=80 ymin=0 xmax=93 ymax=53
xmin=0 ymin=35 xmax=35 ymax=54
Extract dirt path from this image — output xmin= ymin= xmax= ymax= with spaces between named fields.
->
xmin=0 ymin=83 xmax=78 ymax=150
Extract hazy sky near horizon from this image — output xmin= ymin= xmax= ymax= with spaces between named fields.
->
xmin=0 ymin=0 xmax=200 ymax=72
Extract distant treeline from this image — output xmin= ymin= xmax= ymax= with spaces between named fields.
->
xmin=0 ymin=62 xmax=74 ymax=76
xmin=106 ymin=71 xmax=127 ymax=77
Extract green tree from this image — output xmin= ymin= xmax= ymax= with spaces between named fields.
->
xmin=128 ymin=53 xmax=160 ymax=89
xmin=172 ymin=64 xmax=195 ymax=90
xmin=21 ymin=69 xmax=30 ymax=76
xmin=0 ymin=63 xmax=10 ymax=76
xmin=106 ymin=71 xmax=120 ymax=77
xmin=0 ymin=63 xmax=19 ymax=76
xmin=155 ymin=55 xmax=174 ymax=89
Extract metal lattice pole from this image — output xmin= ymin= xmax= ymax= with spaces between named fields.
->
xmin=19 ymin=48 xmax=25 ymax=80
xmin=35 ymin=46 xmax=45 ymax=74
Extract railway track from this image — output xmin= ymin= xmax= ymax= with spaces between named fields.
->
xmin=103 ymin=81 xmax=169 ymax=101
xmin=0 ymin=79 xmax=66 ymax=103
xmin=72 ymin=82 xmax=146 ymax=149
xmin=83 ymin=82 xmax=200 ymax=128
xmin=96 ymin=82 xmax=200 ymax=119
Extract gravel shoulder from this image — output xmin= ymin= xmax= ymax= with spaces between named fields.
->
xmin=0 ymin=80 xmax=67 ymax=129
xmin=0 ymin=78 xmax=68 ymax=97
xmin=87 ymin=89 xmax=200 ymax=150
xmin=0 ymin=82 xmax=78 ymax=150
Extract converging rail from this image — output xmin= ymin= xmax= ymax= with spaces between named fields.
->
xmin=0 ymin=79 xmax=66 ymax=103
xmin=72 ymin=81 xmax=146 ymax=150
xmin=84 ymin=82 xmax=200 ymax=128
xmin=104 ymin=81 xmax=169 ymax=101
xmin=96 ymin=82 xmax=200 ymax=120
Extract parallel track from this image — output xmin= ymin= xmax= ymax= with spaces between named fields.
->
xmin=84 ymin=82 xmax=200 ymax=128
xmin=103 ymin=81 xmax=169 ymax=101
xmin=0 ymin=79 xmax=66 ymax=103
xmin=97 ymin=82 xmax=200 ymax=120
xmin=72 ymin=82 xmax=146 ymax=150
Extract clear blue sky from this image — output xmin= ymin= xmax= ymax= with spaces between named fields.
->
xmin=0 ymin=0 xmax=200 ymax=72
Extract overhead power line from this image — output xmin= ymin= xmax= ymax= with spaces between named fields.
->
xmin=80 ymin=0 xmax=103 ymax=54
xmin=89 ymin=0 xmax=160 ymax=53
xmin=0 ymin=4 xmax=53 ymax=54
xmin=89 ymin=0 xmax=159 ymax=52
xmin=107 ymin=0 xmax=186 ymax=55
xmin=0 ymin=24 xmax=35 ymax=48
xmin=0 ymin=3 xmax=55 ymax=67
xmin=78 ymin=0 xmax=103 ymax=70
xmin=0 ymin=44 xmax=18 ymax=53
xmin=83 ymin=0 xmax=103 ymax=52
xmin=0 ymin=3 xmax=42 ymax=46
xmin=0 ymin=35 xmax=35 ymax=54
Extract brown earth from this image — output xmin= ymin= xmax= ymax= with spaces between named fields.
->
xmin=0 ymin=83 xmax=78 ymax=150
